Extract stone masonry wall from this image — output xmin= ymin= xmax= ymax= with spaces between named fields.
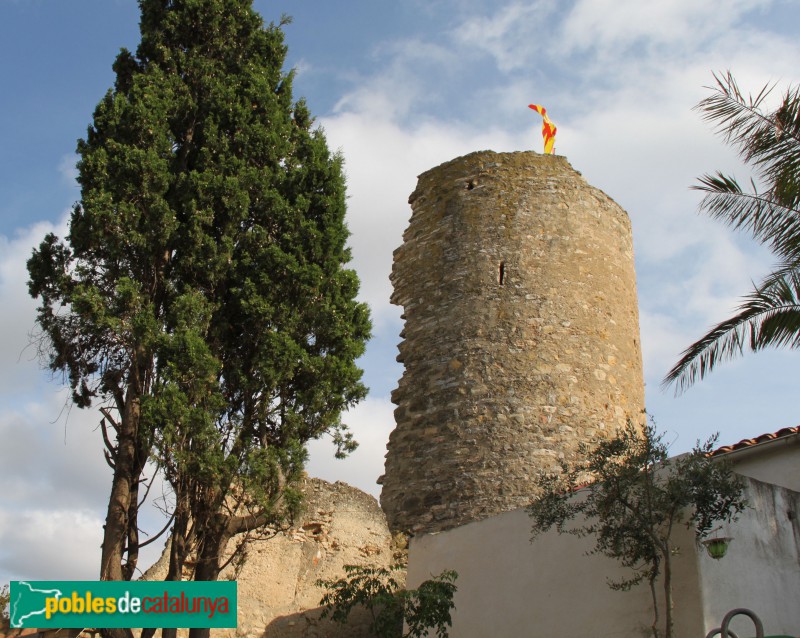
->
xmin=143 ymin=478 xmax=402 ymax=638
xmin=380 ymin=150 xmax=645 ymax=534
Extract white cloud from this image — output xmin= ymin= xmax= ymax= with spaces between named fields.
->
xmin=331 ymin=37 xmax=459 ymax=123
xmin=0 ymin=216 xmax=168 ymax=581
xmin=559 ymin=0 xmax=766 ymax=57
xmin=0 ymin=509 xmax=103 ymax=581
xmin=0 ymin=216 xmax=115 ymax=515
xmin=317 ymin=0 xmax=800 ymax=462
xmin=450 ymin=1 xmax=559 ymax=73
xmin=0 ymin=394 xmax=111 ymax=511
xmin=0 ymin=217 xmax=68 ymax=395
xmin=57 ymin=153 xmax=79 ymax=187
xmin=322 ymin=106 xmax=519 ymax=328
xmin=306 ymin=396 xmax=396 ymax=499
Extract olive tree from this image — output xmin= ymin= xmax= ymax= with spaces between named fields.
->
xmin=528 ymin=422 xmax=746 ymax=638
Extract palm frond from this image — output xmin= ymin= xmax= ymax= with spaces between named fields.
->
xmin=663 ymin=266 xmax=800 ymax=394
xmin=751 ymin=265 xmax=800 ymax=347
xmin=665 ymin=73 xmax=800 ymax=392
xmin=697 ymin=72 xmax=800 ymax=193
xmin=694 ymin=172 xmax=800 ymax=260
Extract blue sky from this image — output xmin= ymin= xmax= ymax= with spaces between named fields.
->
xmin=1 ymin=0 xmax=799 ymax=581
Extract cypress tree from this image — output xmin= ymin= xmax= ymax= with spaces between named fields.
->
xmin=27 ymin=0 xmax=371 ymax=615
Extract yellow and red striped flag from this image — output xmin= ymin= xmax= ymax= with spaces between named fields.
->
xmin=528 ymin=104 xmax=556 ymax=154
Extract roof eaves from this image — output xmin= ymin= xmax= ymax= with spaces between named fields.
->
xmin=709 ymin=426 xmax=800 ymax=458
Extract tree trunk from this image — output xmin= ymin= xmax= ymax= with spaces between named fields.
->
xmin=663 ymin=549 xmax=674 ymax=638
xmin=100 ymin=380 xmax=143 ymax=580
xmin=160 ymin=490 xmax=193 ymax=638
xmin=121 ymin=483 xmax=139 ymax=581
xmin=648 ymin=575 xmax=660 ymax=638
xmin=188 ymin=626 xmax=211 ymax=638
xmin=98 ymin=384 xmax=141 ymax=638
xmin=186 ymin=516 xmax=233 ymax=638
xmin=122 ymin=425 xmax=152 ymax=581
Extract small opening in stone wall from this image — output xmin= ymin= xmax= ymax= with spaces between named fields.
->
xmin=466 ymin=179 xmax=476 ymax=190
xmin=499 ymin=260 xmax=506 ymax=285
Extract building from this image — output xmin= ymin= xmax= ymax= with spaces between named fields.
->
xmin=405 ymin=426 xmax=799 ymax=637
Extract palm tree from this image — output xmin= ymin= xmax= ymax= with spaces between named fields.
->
xmin=663 ymin=71 xmax=800 ymax=393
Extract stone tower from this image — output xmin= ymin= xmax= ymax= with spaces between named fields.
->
xmin=380 ymin=150 xmax=644 ymax=534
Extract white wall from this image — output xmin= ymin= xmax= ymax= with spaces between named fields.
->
xmin=697 ymin=476 xmax=800 ymax=637
xmin=407 ymin=474 xmax=800 ymax=637
xmin=407 ymin=507 xmax=704 ymax=638
xmin=728 ymin=434 xmax=800 ymax=493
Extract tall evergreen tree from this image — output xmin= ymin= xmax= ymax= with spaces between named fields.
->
xmin=27 ymin=0 xmax=370 ymax=614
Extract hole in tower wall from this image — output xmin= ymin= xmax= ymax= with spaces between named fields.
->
xmin=499 ymin=261 xmax=505 ymax=285
xmin=466 ymin=179 xmax=477 ymax=190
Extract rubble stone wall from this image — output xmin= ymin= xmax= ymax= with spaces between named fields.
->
xmin=143 ymin=478 xmax=401 ymax=638
xmin=380 ymin=150 xmax=644 ymax=534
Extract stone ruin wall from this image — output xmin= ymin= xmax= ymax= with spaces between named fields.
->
xmin=380 ymin=150 xmax=645 ymax=534
xmin=142 ymin=478 xmax=403 ymax=638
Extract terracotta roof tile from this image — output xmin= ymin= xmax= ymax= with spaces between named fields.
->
xmin=710 ymin=425 xmax=800 ymax=457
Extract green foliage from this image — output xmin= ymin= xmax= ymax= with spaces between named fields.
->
xmin=664 ymin=71 xmax=800 ymax=392
xmin=27 ymin=0 xmax=371 ymax=587
xmin=318 ymin=564 xmax=458 ymax=638
xmin=528 ymin=420 xmax=747 ymax=638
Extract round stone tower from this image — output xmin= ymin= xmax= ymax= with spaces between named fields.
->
xmin=379 ymin=150 xmax=644 ymax=534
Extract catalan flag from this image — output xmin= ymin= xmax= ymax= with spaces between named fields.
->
xmin=528 ymin=104 xmax=556 ymax=154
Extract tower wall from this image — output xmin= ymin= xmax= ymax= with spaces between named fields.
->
xmin=380 ymin=151 xmax=644 ymax=534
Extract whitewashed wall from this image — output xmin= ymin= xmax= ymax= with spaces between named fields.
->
xmin=407 ymin=507 xmax=703 ymax=637
xmin=407 ymin=472 xmax=800 ymax=637
xmin=725 ymin=434 xmax=800 ymax=492
xmin=697 ymin=476 xmax=800 ymax=637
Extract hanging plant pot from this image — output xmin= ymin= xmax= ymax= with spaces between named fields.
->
xmin=703 ymin=537 xmax=733 ymax=559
